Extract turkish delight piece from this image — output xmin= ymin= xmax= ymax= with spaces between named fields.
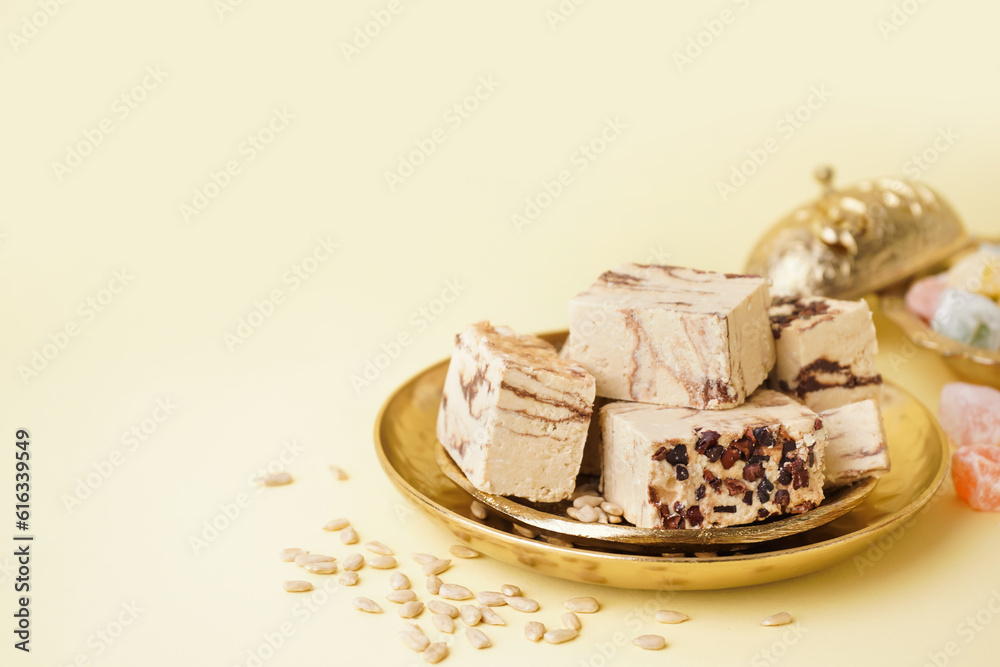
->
xmin=939 ymin=382 xmax=1000 ymax=449
xmin=905 ymin=275 xmax=947 ymax=323
xmin=600 ymin=390 xmax=825 ymax=529
xmin=946 ymin=246 xmax=1000 ymax=299
xmin=436 ymin=321 xmax=596 ymax=503
xmin=561 ymin=264 xmax=774 ymax=410
xmin=931 ymin=289 xmax=1000 ymax=351
xmin=952 ymin=445 xmax=1000 ymax=511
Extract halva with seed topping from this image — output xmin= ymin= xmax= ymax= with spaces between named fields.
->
xmin=436 ymin=321 xmax=596 ymax=503
xmin=601 ymin=389 xmax=826 ymax=529
xmin=560 ymin=264 xmax=775 ymax=410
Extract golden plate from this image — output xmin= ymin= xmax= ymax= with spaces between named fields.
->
xmin=880 ymin=237 xmax=1000 ymax=388
xmin=436 ymin=442 xmax=876 ymax=553
xmin=374 ymin=333 xmax=949 ymax=590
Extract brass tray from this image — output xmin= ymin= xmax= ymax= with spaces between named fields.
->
xmin=436 ymin=442 xmax=876 ymax=553
xmin=374 ymin=333 xmax=949 ymax=590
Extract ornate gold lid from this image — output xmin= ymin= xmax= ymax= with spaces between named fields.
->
xmin=745 ymin=167 xmax=969 ymax=299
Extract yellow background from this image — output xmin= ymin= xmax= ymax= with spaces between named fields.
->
xmin=3 ymin=0 xmax=1000 ymax=665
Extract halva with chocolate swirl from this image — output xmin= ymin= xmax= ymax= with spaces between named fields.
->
xmin=561 ymin=264 xmax=775 ymax=410
xmin=768 ymin=295 xmax=882 ymax=411
xmin=819 ymin=399 xmax=890 ymax=488
xmin=600 ymin=390 xmax=825 ymax=529
xmin=436 ymin=321 xmax=596 ymax=503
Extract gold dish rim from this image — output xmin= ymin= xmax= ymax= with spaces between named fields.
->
xmin=373 ymin=334 xmax=950 ymax=567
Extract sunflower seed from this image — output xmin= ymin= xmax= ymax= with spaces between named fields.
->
xmin=283 ymin=580 xmax=313 ymax=593
xmin=410 ymin=552 xmax=439 ymax=565
xmin=543 ymin=536 xmax=575 ymax=548
xmin=470 ymin=501 xmax=487 ymax=519
xmin=466 ymin=627 xmax=491 ymax=649
xmin=322 ymin=518 xmax=350 ymax=531
xmin=342 ymin=553 xmax=364 ymax=571
xmin=500 ymin=584 xmax=522 ymax=597
xmin=352 ymin=597 xmax=382 ymax=613
xmin=566 ymin=507 xmax=580 ymax=520
xmin=476 ymin=591 xmax=506 ymax=607
xmin=399 ymin=628 xmax=430 ymax=652
xmin=366 ymin=541 xmax=394 ymax=556
xmin=387 ymin=590 xmax=418 ymax=604
xmin=562 ymin=612 xmax=581 ymax=631
xmin=633 ymin=634 xmax=666 ymax=650
xmin=294 ymin=553 xmax=335 ymax=566
xmin=340 ymin=526 xmax=359 ymax=545
xmin=390 ymin=572 xmax=411 ymax=590
xmin=422 ymin=642 xmax=448 ymax=664
xmin=449 ymin=544 xmax=480 ymax=559
xmin=256 ymin=472 xmax=293 ymax=487
xmin=428 ymin=600 xmax=459 ymax=618
xmin=608 ymin=515 xmax=623 ymax=524
xmin=600 ymin=501 xmax=624 ymax=516
xmin=505 ymin=596 xmax=539 ymax=613
xmin=439 ymin=584 xmax=474 ymax=600
xmin=368 ymin=556 xmax=397 ymax=570
xmin=594 ymin=507 xmax=609 ymax=523
xmin=479 ymin=606 xmax=505 ymax=626
xmin=328 ymin=465 xmax=349 ymax=481
xmin=303 ymin=561 xmax=338 ymax=574
xmin=572 ymin=495 xmax=604 ymax=508
xmin=512 ymin=524 xmax=537 ymax=539
xmin=432 ymin=613 xmax=456 ymax=634
xmin=524 ymin=621 xmax=545 ymax=642
xmin=279 ymin=548 xmax=306 ymax=562
xmin=543 ymin=628 xmax=578 ymax=644
xmin=761 ymin=612 xmax=793 ymax=627
xmin=655 ymin=610 xmax=689 ymax=624
xmin=426 ymin=574 xmax=443 ymax=595
xmin=575 ymin=505 xmax=600 ymax=523
xmin=460 ymin=605 xmax=481 ymax=626
xmin=398 ymin=601 xmax=424 ymax=618
xmin=338 ymin=571 xmax=359 ymax=586
xmin=423 ymin=559 xmax=451 ymax=576
xmin=563 ymin=597 xmax=599 ymax=613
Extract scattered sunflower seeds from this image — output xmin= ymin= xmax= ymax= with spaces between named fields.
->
xmin=366 ymin=541 xmax=394 ymax=556
xmin=761 ymin=612 xmax=793 ymax=627
xmin=470 ymin=501 xmax=487 ymax=520
xmin=303 ymin=561 xmax=337 ymax=574
xmin=387 ymin=590 xmax=418 ymax=604
xmin=352 ymin=597 xmax=382 ymax=613
xmin=426 ymin=574 xmax=443 ymax=595
xmin=449 ymin=544 xmax=480 ymax=559
xmin=279 ymin=548 xmax=306 ymax=562
xmin=500 ymin=584 xmax=522 ymax=597
xmin=294 ymin=554 xmax=335 ymax=566
xmin=338 ymin=571 xmax=359 ymax=586
xmin=340 ymin=526 xmax=359 ymax=545
xmin=422 ymin=642 xmax=448 ymax=664
xmin=479 ymin=606 xmax=505 ymax=626
xmin=256 ymin=472 xmax=293 ymax=487
xmin=423 ymin=559 xmax=451 ymax=576
xmin=544 ymin=628 xmax=578 ymax=644
xmin=399 ymin=628 xmax=430 ymax=652
xmin=466 ymin=627 xmax=491 ymax=649
xmin=524 ymin=621 xmax=545 ymax=642
xmin=505 ymin=596 xmax=539 ymax=613
xmin=562 ymin=612 xmax=581 ymax=631
xmin=432 ymin=613 xmax=456 ymax=634
xmin=572 ymin=495 xmax=604 ymax=508
xmin=390 ymin=572 xmax=411 ymax=590
xmin=410 ymin=552 xmax=439 ymax=565
xmin=575 ymin=505 xmax=600 ymax=523
xmin=439 ymin=584 xmax=474 ymax=601
xmin=655 ymin=610 xmax=689 ymax=624
xmin=633 ymin=634 xmax=666 ymax=650
xmin=476 ymin=591 xmax=506 ymax=607
xmin=564 ymin=597 xmax=599 ymax=613
xmin=428 ymin=600 xmax=459 ymax=618
xmin=368 ymin=555 xmax=397 ymax=570
xmin=398 ymin=601 xmax=425 ymax=619
xmin=460 ymin=605 xmax=482 ymax=627
xmin=342 ymin=553 xmax=364 ymax=571
xmin=328 ymin=465 xmax=349 ymax=481
xmin=322 ymin=518 xmax=350 ymax=531
xmin=283 ymin=580 xmax=313 ymax=593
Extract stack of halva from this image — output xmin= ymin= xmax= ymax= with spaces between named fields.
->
xmin=436 ymin=264 xmax=890 ymax=529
